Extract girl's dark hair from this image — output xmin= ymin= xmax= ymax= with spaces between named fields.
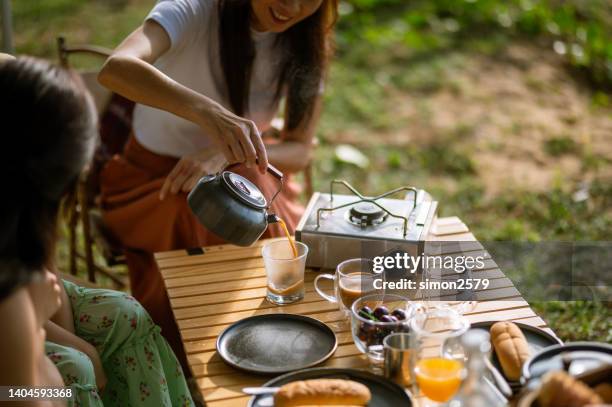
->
xmin=218 ymin=0 xmax=338 ymax=130
xmin=0 ymin=57 xmax=96 ymax=272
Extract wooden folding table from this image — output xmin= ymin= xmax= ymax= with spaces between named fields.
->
xmin=155 ymin=217 xmax=558 ymax=406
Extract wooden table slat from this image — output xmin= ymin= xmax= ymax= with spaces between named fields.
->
xmin=155 ymin=240 xmax=269 ymax=261
xmin=157 ymin=244 xmax=270 ymax=269
xmin=161 ymin=258 xmax=267 ymax=280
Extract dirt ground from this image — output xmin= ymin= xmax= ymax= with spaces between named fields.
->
xmin=333 ymin=43 xmax=612 ymax=198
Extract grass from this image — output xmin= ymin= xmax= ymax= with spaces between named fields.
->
xmin=543 ymin=136 xmax=579 ymax=157
xmin=11 ymin=0 xmax=612 ymax=343
xmin=532 ymin=301 xmax=611 ymax=343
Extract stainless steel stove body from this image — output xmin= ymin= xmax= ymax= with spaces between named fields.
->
xmin=295 ymin=181 xmax=437 ymax=270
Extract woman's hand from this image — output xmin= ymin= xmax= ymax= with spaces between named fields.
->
xmin=86 ymin=346 xmax=108 ymax=391
xmin=80 ymin=341 xmax=107 ymax=391
xmin=198 ymin=103 xmax=268 ymax=173
xmin=27 ymin=271 xmax=62 ymax=328
xmin=159 ymin=149 xmax=227 ymax=200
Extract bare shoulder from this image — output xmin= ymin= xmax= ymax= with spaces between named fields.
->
xmin=0 ymin=287 xmax=41 ymax=385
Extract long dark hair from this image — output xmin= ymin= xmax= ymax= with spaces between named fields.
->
xmin=218 ymin=0 xmax=338 ymax=130
xmin=0 ymin=57 xmax=96 ymax=272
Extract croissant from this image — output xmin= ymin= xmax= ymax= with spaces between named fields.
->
xmin=538 ymin=371 xmax=603 ymax=407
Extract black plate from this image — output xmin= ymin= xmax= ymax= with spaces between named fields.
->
xmin=248 ymin=367 xmax=413 ymax=407
xmin=471 ymin=321 xmax=563 ymax=389
xmin=216 ymin=314 xmax=337 ymax=374
xmin=522 ymin=342 xmax=612 ymax=383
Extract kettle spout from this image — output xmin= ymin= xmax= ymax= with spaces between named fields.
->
xmin=266 ymin=214 xmax=280 ymax=224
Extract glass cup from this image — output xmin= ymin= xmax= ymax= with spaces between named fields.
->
xmin=384 ymin=332 xmax=414 ymax=387
xmin=424 ymin=300 xmax=478 ymax=315
xmin=410 ymin=308 xmax=470 ymax=406
xmin=262 ymin=240 xmax=308 ymax=305
xmin=421 ymin=249 xmax=478 ymax=314
xmin=314 ymin=258 xmax=380 ymax=315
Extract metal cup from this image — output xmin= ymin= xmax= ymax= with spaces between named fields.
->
xmin=383 ymin=332 xmax=413 ymax=387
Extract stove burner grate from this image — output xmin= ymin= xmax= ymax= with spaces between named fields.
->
xmin=315 ymin=180 xmax=418 ymax=237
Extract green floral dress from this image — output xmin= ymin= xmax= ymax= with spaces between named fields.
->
xmin=45 ymin=280 xmax=194 ymax=407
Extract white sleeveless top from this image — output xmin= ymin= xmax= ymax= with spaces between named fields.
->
xmin=133 ymin=0 xmax=281 ymax=157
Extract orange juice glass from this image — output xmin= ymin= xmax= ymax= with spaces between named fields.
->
xmin=410 ymin=308 xmax=470 ymax=405
xmin=415 ymin=358 xmax=463 ymax=402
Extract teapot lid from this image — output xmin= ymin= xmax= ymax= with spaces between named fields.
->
xmin=221 ymin=171 xmax=267 ymax=209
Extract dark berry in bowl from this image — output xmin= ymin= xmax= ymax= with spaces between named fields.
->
xmin=360 ymin=305 xmax=373 ymax=315
xmin=376 ymin=327 xmax=392 ymax=342
xmin=373 ymin=306 xmax=389 ymax=319
xmin=362 ymin=321 xmax=375 ymax=333
xmin=379 ymin=314 xmax=394 ymax=323
xmin=391 ymin=308 xmax=407 ymax=320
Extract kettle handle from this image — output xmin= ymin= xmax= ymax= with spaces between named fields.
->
xmin=224 ymin=162 xmax=284 ymax=208
xmin=264 ymin=163 xmax=284 ymax=181
xmin=263 ymin=163 xmax=284 ymax=208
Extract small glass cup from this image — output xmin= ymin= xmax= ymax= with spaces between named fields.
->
xmin=314 ymin=258 xmax=380 ymax=315
xmin=424 ymin=301 xmax=478 ymax=315
xmin=410 ymin=308 xmax=470 ymax=406
xmin=384 ymin=332 xmax=414 ymax=387
xmin=262 ymin=240 xmax=308 ymax=305
xmin=421 ymin=256 xmax=478 ymax=314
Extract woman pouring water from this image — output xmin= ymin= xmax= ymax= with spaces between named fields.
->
xmin=98 ymin=0 xmax=338 ymax=371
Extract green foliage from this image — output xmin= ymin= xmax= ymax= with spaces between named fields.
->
xmin=531 ymin=301 xmax=612 ymax=343
xmin=340 ymin=0 xmax=612 ymax=88
xmin=543 ymin=136 xmax=579 ymax=156
xmin=419 ymin=143 xmax=476 ymax=176
xmin=471 ymin=180 xmax=612 ymax=241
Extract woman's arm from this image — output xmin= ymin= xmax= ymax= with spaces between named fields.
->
xmin=266 ymin=94 xmax=323 ymax=174
xmin=98 ymin=20 xmax=267 ymax=173
xmin=0 ymin=287 xmax=65 ymax=406
xmin=0 ymin=288 xmax=40 ymax=385
xmin=44 ymin=321 xmax=107 ymax=390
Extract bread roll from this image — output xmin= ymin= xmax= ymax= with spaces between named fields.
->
xmin=594 ymin=383 xmax=612 ymax=403
xmin=490 ymin=321 xmax=530 ymax=381
xmin=538 ymin=371 xmax=603 ymax=407
xmin=274 ymin=379 xmax=371 ymax=407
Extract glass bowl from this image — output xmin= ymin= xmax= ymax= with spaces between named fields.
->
xmin=350 ymin=293 xmax=421 ymax=365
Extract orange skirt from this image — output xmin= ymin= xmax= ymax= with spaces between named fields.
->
xmin=100 ymin=135 xmax=303 ymax=372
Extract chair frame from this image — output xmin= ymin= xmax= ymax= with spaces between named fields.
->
xmin=57 ymin=36 xmax=126 ymax=288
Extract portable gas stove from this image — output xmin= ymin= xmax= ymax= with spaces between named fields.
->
xmin=295 ymin=180 xmax=438 ymax=269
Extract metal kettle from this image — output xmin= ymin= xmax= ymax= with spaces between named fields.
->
xmin=187 ymin=163 xmax=283 ymax=246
